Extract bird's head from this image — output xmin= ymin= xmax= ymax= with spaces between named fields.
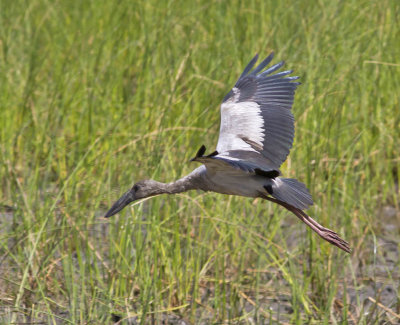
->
xmin=104 ymin=180 xmax=162 ymax=218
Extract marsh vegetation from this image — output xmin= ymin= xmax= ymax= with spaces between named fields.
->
xmin=0 ymin=0 xmax=399 ymax=323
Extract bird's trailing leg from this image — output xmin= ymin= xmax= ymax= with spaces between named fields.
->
xmin=263 ymin=196 xmax=351 ymax=253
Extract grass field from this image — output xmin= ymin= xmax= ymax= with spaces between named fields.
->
xmin=0 ymin=0 xmax=399 ymax=323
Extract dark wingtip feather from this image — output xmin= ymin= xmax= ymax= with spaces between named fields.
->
xmin=206 ymin=150 xmax=218 ymax=157
xmin=190 ymin=145 xmax=206 ymax=161
xmin=238 ymin=54 xmax=259 ymax=81
xmin=270 ymin=61 xmax=285 ymax=72
xmin=196 ymin=145 xmax=206 ymax=157
xmin=251 ymin=52 xmax=275 ymax=76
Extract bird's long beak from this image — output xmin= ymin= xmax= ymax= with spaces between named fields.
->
xmin=104 ymin=189 xmax=135 ymax=218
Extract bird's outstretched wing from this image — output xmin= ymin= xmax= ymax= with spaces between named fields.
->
xmin=216 ymin=53 xmax=300 ymax=170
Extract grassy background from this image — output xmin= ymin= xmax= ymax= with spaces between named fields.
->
xmin=0 ymin=0 xmax=399 ymax=323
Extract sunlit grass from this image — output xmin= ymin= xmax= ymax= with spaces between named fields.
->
xmin=0 ymin=0 xmax=399 ymax=323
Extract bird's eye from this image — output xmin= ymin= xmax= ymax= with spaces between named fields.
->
xmin=133 ymin=185 xmax=140 ymax=192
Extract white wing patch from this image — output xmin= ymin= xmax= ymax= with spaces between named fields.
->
xmin=214 ymin=55 xmax=299 ymax=168
xmin=216 ymin=98 xmax=264 ymax=153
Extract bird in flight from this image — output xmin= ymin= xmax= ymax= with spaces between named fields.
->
xmin=105 ymin=53 xmax=350 ymax=253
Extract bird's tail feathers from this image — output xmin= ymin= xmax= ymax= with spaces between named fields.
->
xmin=270 ymin=178 xmax=313 ymax=210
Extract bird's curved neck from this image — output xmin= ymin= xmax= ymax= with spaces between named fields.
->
xmin=153 ymin=167 xmax=206 ymax=196
xmin=163 ymin=175 xmax=200 ymax=194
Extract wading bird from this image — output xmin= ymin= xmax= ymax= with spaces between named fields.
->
xmin=105 ymin=53 xmax=350 ymax=253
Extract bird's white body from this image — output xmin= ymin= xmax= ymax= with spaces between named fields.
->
xmin=105 ymin=53 xmax=351 ymax=252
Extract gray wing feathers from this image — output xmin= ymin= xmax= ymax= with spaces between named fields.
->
xmin=218 ymin=53 xmax=300 ymax=168
xmin=249 ymin=53 xmax=274 ymax=75
xmin=270 ymin=178 xmax=313 ymax=210
xmin=212 ymin=156 xmax=264 ymax=174
xmin=214 ymin=150 xmax=278 ymax=174
xmin=261 ymin=106 xmax=294 ymax=166
xmin=238 ymin=54 xmax=260 ymax=80
xmin=195 ymin=150 xmax=278 ymax=175
xmin=256 ymin=61 xmax=285 ymax=77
